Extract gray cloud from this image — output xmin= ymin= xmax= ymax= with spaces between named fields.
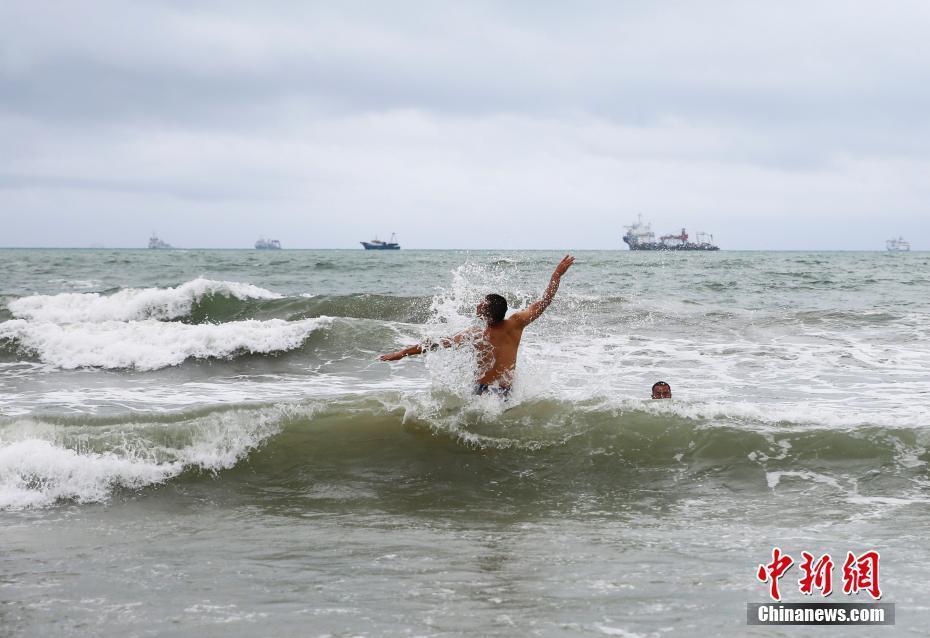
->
xmin=1 ymin=0 xmax=929 ymax=249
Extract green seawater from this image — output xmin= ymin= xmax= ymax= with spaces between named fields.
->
xmin=1 ymin=249 xmax=928 ymax=636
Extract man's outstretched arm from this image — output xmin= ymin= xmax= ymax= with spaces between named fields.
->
xmin=379 ymin=328 xmax=479 ymax=361
xmin=511 ymin=255 xmax=575 ymax=328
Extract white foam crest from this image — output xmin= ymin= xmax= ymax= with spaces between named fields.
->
xmin=8 ymin=277 xmax=281 ymax=323
xmin=376 ymin=386 xmax=580 ymax=452
xmin=0 ymin=405 xmax=305 ymax=509
xmin=587 ymin=395 xmax=927 ymax=431
xmin=0 ymin=439 xmax=179 ymax=508
xmin=0 ymin=317 xmax=332 ymax=370
xmin=765 ymin=470 xmax=845 ymax=491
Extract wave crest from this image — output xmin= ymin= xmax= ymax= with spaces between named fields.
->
xmin=2 ymin=398 xmax=927 ymax=510
xmin=7 ymin=278 xmax=281 ymax=323
xmin=0 ymin=317 xmax=332 ymax=370
xmin=0 ymin=405 xmax=305 ymax=509
xmin=189 ymin=293 xmax=432 ymax=324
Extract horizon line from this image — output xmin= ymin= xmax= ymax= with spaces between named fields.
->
xmin=0 ymin=246 xmax=923 ymax=252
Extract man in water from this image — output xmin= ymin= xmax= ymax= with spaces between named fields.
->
xmin=379 ymin=255 xmax=576 ymax=395
xmin=651 ymin=381 xmax=672 ymax=399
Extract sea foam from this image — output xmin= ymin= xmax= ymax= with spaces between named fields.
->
xmin=8 ymin=278 xmax=281 ymax=323
xmin=0 ymin=317 xmax=331 ymax=370
xmin=0 ymin=278 xmax=327 ymax=370
xmin=0 ymin=405 xmax=300 ymax=509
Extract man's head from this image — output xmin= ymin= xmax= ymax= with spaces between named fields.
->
xmin=477 ymin=293 xmax=507 ymax=324
xmin=651 ymin=381 xmax=672 ymax=399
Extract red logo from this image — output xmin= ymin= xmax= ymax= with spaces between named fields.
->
xmin=798 ymin=552 xmax=834 ymax=596
xmin=757 ymin=549 xmax=882 ymax=601
xmin=757 ymin=547 xmax=794 ymax=601
xmin=842 ymin=551 xmax=882 ymax=600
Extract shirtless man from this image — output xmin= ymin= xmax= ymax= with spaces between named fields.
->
xmin=379 ymin=255 xmax=575 ymax=394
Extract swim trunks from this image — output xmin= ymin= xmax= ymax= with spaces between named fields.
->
xmin=474 ymin=384 xmax=511 ymax=397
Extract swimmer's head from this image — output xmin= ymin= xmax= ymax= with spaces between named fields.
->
xmin=651 ymin=381 xmax=671 ymax=399
xmin=477 ymin=294 xmax=507 ymax=324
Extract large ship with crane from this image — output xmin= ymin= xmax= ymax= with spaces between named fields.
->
xmin=622 ymin=215 xmax=719 ymax=251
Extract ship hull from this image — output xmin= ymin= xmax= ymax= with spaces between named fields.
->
xmin=626 ymin=244 xmax=719 ymax=251
xmin=623 ymin=237 xmax=718 ymax=251
xmin=361 ymin=242 xmax=400 ymax=250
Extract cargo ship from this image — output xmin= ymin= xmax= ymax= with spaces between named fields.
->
xmin=361 ymin=233 xmax=400 ymax=250
xmin=622 ymin=215 xmax=718 ymax=251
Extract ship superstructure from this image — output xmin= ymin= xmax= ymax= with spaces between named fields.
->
xmin=361 ymin=233 xmax=400 ymax=250
xmin=621 ymin=215 xmax=657 ymax=248
xmin=148 ymin=233 xmax=173 ymax=249
xmin=255 ymin=238 xmax=282 ymax=250
xmin=886 ymin=236 xmax=911 ymax=252
xmin=622 ymin=216 xmax=718 ymax=251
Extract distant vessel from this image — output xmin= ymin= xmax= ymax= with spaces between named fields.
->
xmin=255 ymin=238 xmax=282 ymax=250
xmin=148 ymin=233 xmax=173 ymax=250
xmin=622 ymin=215 xmax=719 ymax=251
xmin=886 ymin=236 xmax=911 ymax=252
xmin=361 ymin=233 xmax=400 ymax=250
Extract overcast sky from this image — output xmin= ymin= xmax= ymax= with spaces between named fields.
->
xmin=1 ymin=0 xmax=929 ymax=249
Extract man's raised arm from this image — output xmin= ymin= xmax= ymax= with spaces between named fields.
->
xmin=511 ymin=255 xmax=575 ymax=328
xmin=379 ymin=328 xmax=478 ymax=361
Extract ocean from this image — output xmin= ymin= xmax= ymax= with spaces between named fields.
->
xmin=1 ymin=248 xmax=928 ymax=636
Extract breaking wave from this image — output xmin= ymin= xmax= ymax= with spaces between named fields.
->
xmin=4 ymin=278 xmax=433 ymax=325
xmin=7 ymin=278 xmax=281 ymax=323
xmin=0 ymin=404 xmax=306 ymax=508
xmin=2 ymin=397 xmax=927 ymax=510
xmin=0 ymin=317 xmax=334 ymax=370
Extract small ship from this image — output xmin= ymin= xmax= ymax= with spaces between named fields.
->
xmin=886 ymin=236 xmax=911 ymax=252
xmin=622 ymin=215 xmax=718 ymax=251
xmin=361 ymin=232 xmax=400 ymax=250
xmin=148 ymin=233 xmax=173 ymax=250
xmin=255 ymin=237 xmax=282 ymax=250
